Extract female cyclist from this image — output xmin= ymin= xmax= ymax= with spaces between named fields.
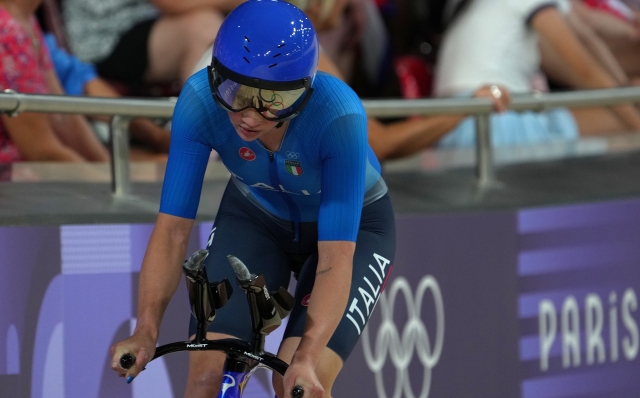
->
xmin=109 ymin=1 xmax=396 ymax=397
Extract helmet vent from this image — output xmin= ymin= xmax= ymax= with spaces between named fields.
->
xmin=273 ymin=53 xmax=281 ymax=58
xmin=244 ymin=36 xmax=250 ymax=42
xmin=277 ymin=43 xmax=285 ymax=48
xmin=269 ymin=63 xmax=278 ymax=68
xmin=243 ymin=57 xmax=250 ymax=63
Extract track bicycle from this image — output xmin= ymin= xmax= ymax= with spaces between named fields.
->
xmin=120 ymin=249 xmax=304 ymax=398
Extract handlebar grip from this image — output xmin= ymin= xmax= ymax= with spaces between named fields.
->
xmin=120 ymin=353 xmax=136 ymax=369
xmin=292 ymin=385 xmax=304 ymax=398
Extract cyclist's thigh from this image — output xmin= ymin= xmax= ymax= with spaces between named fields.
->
xmin=283 ymin=194 xmax=396 ymax=362
xmin=188 ymin=184 xmax=293 ymax=341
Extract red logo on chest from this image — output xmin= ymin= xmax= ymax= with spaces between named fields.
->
xmin=239 ymin=147 xmax=256 ymax=161
xmin=301 ymin=294 xmax=311 ymax=306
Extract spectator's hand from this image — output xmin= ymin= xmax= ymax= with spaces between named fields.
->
xmin=110 ymin=331 xmax=157 ymax=382
xmin=474 ymin=85 xmax=511 ymax=113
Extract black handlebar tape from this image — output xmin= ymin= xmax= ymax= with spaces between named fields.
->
xmin=292 ymin=385 xmax=304 ymax=398
xmin=120 ymin=353 xmax=136 ymax=369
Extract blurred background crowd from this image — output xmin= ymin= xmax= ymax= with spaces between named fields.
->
xmin=2 ymin=0 xmax=640 ymax=166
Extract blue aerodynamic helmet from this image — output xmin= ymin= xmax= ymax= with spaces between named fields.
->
xmin=208 ymin=0 xmax=319 ymax=122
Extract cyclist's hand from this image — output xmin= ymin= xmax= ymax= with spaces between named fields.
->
xmin=109 ymin=332 xmax=156 ymax=382
xmin=283 ymin=358 xmax=323 ymax=398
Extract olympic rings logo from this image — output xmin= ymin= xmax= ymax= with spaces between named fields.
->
xmin=362 ymin=276 xmax=445 ymax=398
xmin=286 ymin=151 xmax=300 ymax=159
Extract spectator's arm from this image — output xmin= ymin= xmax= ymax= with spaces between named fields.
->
xmin=565 ymin=6 xmax=629 ymax=85
xmin=533 ymin=7 xmax=618 ymax=88
xmin=150 ymin=0 xmax=243 ymax=15
xmin=368 ymin=116 xmax=462 ymax=160
xmin=1 ymin=112 xmax=84 ymax=161
xmin=533 ymin=6 xmax=640 ymax=130
xmin=44 ymin=69 xmax=110 ymax=161
xmin=540 ymin=5 xmax=629 ymax=88
xmin=571 ymin=0 xmax=640 ymax=41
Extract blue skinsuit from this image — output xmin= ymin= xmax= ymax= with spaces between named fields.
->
xmin=170 ymin=69 xmax=396 ymax=361
xmin=159 ymin=69 xmax=387 ymax=242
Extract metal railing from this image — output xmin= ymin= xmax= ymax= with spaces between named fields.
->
xmin=3 ymin=86 xmax=640 ymax=195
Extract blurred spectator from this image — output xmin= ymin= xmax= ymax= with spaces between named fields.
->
xmin=44 ymin=34 xmax=171 ymax=157
xmin=583 ymin=0 xmax=638 ymax=21
xmin=434 ymin=0 xmax=640 ymax=148
xmin=539 ymin=0 xmax=630 ymax=91
xmin=192 ymin=0 xmax=510 ymax=160
xmin=0 ymin=0 xmax=109 ymax=163
xmin=315 ymin=44 xmax=510 ymax=159
xmin=571 ymin=0 xmax=640 ymax=84
xmin=61 ymin=0 xmax=240 ymax=91
xmin=540 ymin=0 xmax=636 ymax=88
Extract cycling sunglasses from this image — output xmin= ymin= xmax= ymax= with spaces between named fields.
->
xmin=208 ymin=57 xmax=314 ymax=122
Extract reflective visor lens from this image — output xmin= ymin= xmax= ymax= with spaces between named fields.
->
xmin=210 ymin=67 xmax=310 ymax=121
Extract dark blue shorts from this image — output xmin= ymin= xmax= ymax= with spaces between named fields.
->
xmin=189 ymin=180 xmax=396 ymax=361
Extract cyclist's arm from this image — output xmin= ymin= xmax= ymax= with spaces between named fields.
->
xmin=134 ymin=213 xmax=194 ymax=341
xmin=284 ymin=111 xmax=367 ymax=396
xmin=137 ymin=80 xmax=214 ymax=333
xmin=111 ymin=213 xmax=194 ymax=379
xmin=111 ymin=77 xmax=212 ymax=379
xmin=293 ymin=240 xmax=354 ymax=365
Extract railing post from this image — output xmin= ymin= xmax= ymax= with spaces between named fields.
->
xmin=475 ymin=113 xmax=499 ymax=188
xmin=110 ymin=116 xmax=132 ymax=197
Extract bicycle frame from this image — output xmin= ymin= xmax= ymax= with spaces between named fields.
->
xmin=121 ymin=250 xmax=302 ymax=398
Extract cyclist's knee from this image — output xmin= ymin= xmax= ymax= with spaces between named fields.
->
xmin=185 ymin=369 xmax=222 ymax=396
xmin=185 ymin=349 xmax=226 ymax=396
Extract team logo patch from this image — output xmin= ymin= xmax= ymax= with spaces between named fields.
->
xmin=301 ymin=294 xmax=311 ymax=306
xmin=285 ymin=160 xmax=303 ymax=176
xmin=239 ymin=147 xmax=256 ymax=161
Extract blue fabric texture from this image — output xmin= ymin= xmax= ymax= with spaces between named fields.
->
xmin=437 ymin=108 xmax=579 ymax=148
xmin=44 ymin=34 xmax=98 ymax=95
xmin=160 ymin=70 xmax=385 ymax=242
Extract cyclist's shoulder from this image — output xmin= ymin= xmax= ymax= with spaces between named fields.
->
xmin=312 ymin=72 xmax=362 ymax=109
xmin=296 ymin=72 xmax=366 ymax=136
xmin=179 ymin=69 xmax=213 ymax=106
xmin=174 ymin=69 xmax=229 ymax=138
